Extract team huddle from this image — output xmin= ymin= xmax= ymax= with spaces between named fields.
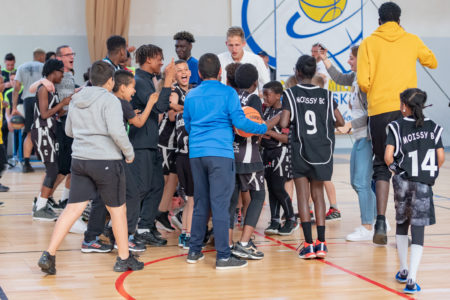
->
xmin=0 ymin=1 xmax=440 ymax=296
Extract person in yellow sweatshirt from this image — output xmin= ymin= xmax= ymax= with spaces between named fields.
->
xmin=357 ymin=2 xmax=437 ymax=246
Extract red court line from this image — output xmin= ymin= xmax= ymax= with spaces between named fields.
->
xmin=253 ymin=231 xmax=414 ymax=300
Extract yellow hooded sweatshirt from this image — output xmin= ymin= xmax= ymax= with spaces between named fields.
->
xmin=357 ymin=22 xmax=437 ymax=116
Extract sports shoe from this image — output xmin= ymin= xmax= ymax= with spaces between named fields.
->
xmin=33 ymin=205 xmax=57 ymax=221
xmin=69 ymin=217 xmax=87 ymax=234
xmin=81 ymin=237 xmax=112 ymax=253
xmin=113 ymin=252 xmax=144 ymax=272
xmin=156 ymin=211 xmax=175 ymax=232
xmin=171 ymin=210 xmax=183 ymax=230
xmin=38 ymin=251 xmax=56 ymax=275
xmin=373 ymin=219 xmax=388 ymax=245
xmin=183 ymin=236 xmax=191 ymax=250
xmin=231 ymin=241 xmax=264 ymax=260
xmin=314 ymin=240 xmax=328 ymax=259
xmin=134 ymin=230 xmax=167 ymax=246
xmin=264 ymin=220 xmax=281 ymax=235
xmin=298 ymin=242 xmax=316 ymax=259
xmin=325 ymin=208 xmax=341 ymax=221
xmin=0 ymin=183 xmax=9 ymax=192
xmin=178 ymin=233 xmax=186 ymax=247
xmin=278 ymin=219 xmax=299 ymax=236
xmin=395 ymin=270 xmax=408 ymax=283
xmin=58 ymin=199 xmax=68 ymax=209
xmin=216 ymin=256 xmax=248 ymax=270
xmin=47 ymin=197 xmax=64 ymax=214
xmin=346 ymin=226 xmax=373 ymax=241
xmin=186 ymin=252 xmax=204 ymax=264
xmin=403 ymin=279 xmax=421 ymax=294
xmin=150 ymin=223 xmax=163 ymax=238
xmin=114 ymin=238 xmax=147 ymax=252
xmin=309 ymin=211 xmax=315 ymax=222
xmin=22 ymin=162 xmax=34 ymax=173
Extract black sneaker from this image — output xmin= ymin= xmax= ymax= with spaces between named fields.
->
xmin=278 ymin=219 xmax=299 ymax=236
xmin=58 ymin=199 xmax=68 ymax=209
xmin=231 ymin=241 xmax=264 ymax=260
xmin=395 ymin=270 xmax=408 ymax=283
xmin=113 ymin=252 xmax=144 ymax=272
xmin=186 ymin=252 xmax=205 ymax=264
xmin=134 ymin=231 xmax=167 ymax=246
xmin=183 ymin=236 xmax=190 ymax=250
xmin=325 ymin=208 xmax=342 ymax=221
xmin=22 ymin=162 xmax=34 ymax=173
xmin=171 ymin=210 xmax=183 ymax=230
xmin=47 ymin=197 xmax=64 ymax=214
xmin=0 ymin=183 xmax=9 ymax=192
xmin=38 ymin=251 xmax=56 ymax=275
xmin=373 ymin=219 xmax=387 ymax=245
xmin=403 ymin=279 xmax=421 ymax=294
xmin=81 ymin=238 xmax=112 ymax=253
xmin=264 ymin=220 xmax=281 ymax=235
xmin=156 ymin=211 xmax=176 ymax=232
xmin=150 ymin=223 xmax=163 ymax=238
xmin=216 ymin=256 xmax=248 ymax=270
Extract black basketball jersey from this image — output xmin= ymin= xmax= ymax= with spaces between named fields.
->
xmin=282 ymin=84 xmax=337 ymax=166
xmin=158 ymin=84 xmax=186 ymax=149
xmin=33 ymin=85 xmax=59 ymax=130
xmin=234 ymin=91 xmax=264 ymax=174
xmin=174 ymin=85 xmax=188 ymax=154
xmin=387 ymin=117 xmax=444 ymax=186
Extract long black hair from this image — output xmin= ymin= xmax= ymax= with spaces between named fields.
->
xmin=400 ymin=88 xmax=427 ymax=127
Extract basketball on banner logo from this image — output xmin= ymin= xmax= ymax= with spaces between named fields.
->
xmin=299 ymin=0 xmax=347 ymax=23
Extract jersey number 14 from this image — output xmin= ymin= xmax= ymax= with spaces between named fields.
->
xmin=408 ymin=149 xmax=437 ymax=177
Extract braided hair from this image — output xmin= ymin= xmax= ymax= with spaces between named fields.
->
xmin=400 ymin=88 xmax=427 ymax=127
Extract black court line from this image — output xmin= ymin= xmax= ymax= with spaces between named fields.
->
xmin=0 ymin=286 xmax=8 ymax=300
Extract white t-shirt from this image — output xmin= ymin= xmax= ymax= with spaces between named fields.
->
xmin=218 ymin=50 xmax=270 ymax=94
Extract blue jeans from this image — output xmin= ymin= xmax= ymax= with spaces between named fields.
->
xmin=189 ymin=156 xmax=235 ymax=260
xmin=350 ymin=138 xmax=376 ymax=225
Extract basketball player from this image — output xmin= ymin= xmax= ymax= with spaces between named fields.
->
xmin=280 ymin=55 xmax=344 ymax=259
xmin=385 ymin=88 xmax=444 ymax=294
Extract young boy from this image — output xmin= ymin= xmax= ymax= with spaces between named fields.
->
xmin=37 ymin=61 xmax=144 ymax=274
xmin=280 ymin=55 xmax=344 ymax=259
xmin=228 ymin=63 xmax=271 ymax=260
xmin=385 ymin=88 xmax=444 ymax=294
xmin=82 ymin=69 xmax=159 ymax=253
xmin=261 ymin=81 xmax=297 ymax=236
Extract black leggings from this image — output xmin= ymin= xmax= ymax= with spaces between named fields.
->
xmin=229 ymin=184 xmax=265 ymax=229
xmin=43 ymin=162 xmax=59 ymax=188
xmin=396 ymin=221 xmax=425 ymax=246
xmin=266 ymin=172 xmax=294 ymax=221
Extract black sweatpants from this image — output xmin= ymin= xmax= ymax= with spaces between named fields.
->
xmin=266 ymin=171 xmax=294 ymax=221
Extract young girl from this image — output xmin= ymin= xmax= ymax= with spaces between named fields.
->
xmin=385 ymin=88 xmax=444 ymax=294
xmin=280 ymin=55 xmax=344 ymax=259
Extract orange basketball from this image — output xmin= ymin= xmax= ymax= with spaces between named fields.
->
xmin=234 ymin=106 xmax=264 ymax=138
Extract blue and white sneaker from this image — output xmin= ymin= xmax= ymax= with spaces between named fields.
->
xmin=403 ymin=279 xmax=421 ymax=294
xmin=178 ymin=233 xmax=186 ymax=247
xmin=183 ymin=236 xmax=191 ymax=250
xmin=395 ymin=270 xmax=408 ymax=283
xmin=298 ymin=242 xmax=316 ymax=259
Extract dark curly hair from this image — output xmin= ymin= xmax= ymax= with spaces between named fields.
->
xmin=379 ymin=2 xmax=401 ymax=23
xmin=42 ymin=59 xmax=64 ymax=77
xmin=173 ymin=31 xmax=195 ymax=43
xmin=135 ymin=44 xmax=163 ymax=66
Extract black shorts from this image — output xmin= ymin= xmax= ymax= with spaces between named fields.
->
xmin=159 ymin=146 xmax=177 ymax=175
xmin=176 ymin=154 xmax=194 ymax=197
xmin=24 ymin=97 xmax=36 ymax=133
xmin=368 ymin=110 xmax=402 ymax=182
xmin=31 ymin=126 xmax=59 ymax=163
xmin=291 ymin=152 xmax=332 ymax=181
xmin=263 ymin=147 xmax=291 ymax=179
xmin=392 ymin=174 xmax=435 ymax=226
xmin=56 ymin=117 xmax=73 ymax=175
xmin=236 ymin=170 xmax=265 ymax=192
xmin=69 ymin=159 xmax=126 ymax=207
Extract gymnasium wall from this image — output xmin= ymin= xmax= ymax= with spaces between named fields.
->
xmin=0 ymin=0 xmax=449 ymax=146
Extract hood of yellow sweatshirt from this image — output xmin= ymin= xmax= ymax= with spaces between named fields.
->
xmin=372 ymin=21 xmax=406 ymax=42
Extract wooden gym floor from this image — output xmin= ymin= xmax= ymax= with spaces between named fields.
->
xmin=0 ymin=152 xmax=449 ymax=300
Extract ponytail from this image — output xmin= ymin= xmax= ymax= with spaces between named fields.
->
xmin=400 ymin=88 xmax=427 ymax=127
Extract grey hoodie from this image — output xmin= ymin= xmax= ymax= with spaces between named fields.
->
xmin=65 ymin=86 xmax=134 ymax=161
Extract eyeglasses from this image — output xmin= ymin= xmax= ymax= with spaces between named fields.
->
xmin=59 ymin=53 xmax=76 ymax=57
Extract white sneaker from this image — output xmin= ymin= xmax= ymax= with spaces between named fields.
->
xmin=69 ymin=217 xmax=87 ymax=234
xmin=346 ymin=226 xmax=373 ymax=241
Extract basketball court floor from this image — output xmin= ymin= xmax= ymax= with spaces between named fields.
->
xmin=0 ymin=151 xmax=449 ymax=299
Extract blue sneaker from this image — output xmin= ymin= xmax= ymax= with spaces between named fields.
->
xmin=395 ymin=270 xmax=408 ymax=283
xmin=298 ymin=242 xmax=316 ymax=259
xmin=183 ymin=236 xmax=191 ymax=250
xmin=403 ymin=279 xmax=421 ymax=294
xmin=178 ymin=233 xmax=186 ymax=247
xmin=314 ymin=240 xmax=328 ymax=259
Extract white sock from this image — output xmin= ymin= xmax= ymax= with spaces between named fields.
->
xmin=396 ymin=235 xmax=409 ymax=272
xmin=137 ymin=228 xmax=150 ymax=234
xmin=408 ymin=244 xmax=423 ymax=282
xmin=240 ymin=241 xmax=248 ymax=247
xmin=36 ymin=196 xmax=48 ymax=211
xmin=186 ymin=233 xmax=191 ymax=237
xmin=61 ymin=187 xmax=70 ymax=201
